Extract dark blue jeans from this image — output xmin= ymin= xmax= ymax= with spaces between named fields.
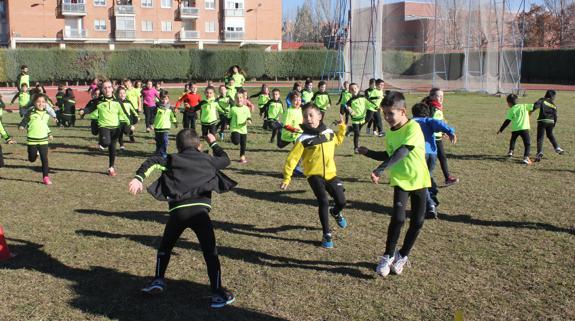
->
xmin=155 ymin=131 xmax=169 ymax=158
xmin=425 ymin=153 xmax=439 ymax=208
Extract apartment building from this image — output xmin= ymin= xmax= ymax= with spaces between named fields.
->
xmin=0 ymin=0 xmax=282 ymax=50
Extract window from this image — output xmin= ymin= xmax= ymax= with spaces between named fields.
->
xmin=205 ymin=21 xmax=216 ymax=33
xmin=161 ymin=21 xmax=172 ymax=32
xmin=93 ymin=0 xmax=106 ymax=6
xmin=141 ymin=0 xmax=153 ymax=8
xmin=205 ymin=0 xmax=215 ymax=9
xmin=94 ymin=19 xmax=106 ymax=31
xmin=116 ymin=16 xmax=135 ymax=30
xmin=141 ymin=20 xmax=153 ymax=32
xmin=161 ymin=0 xmax=171 ymax=8
xmin=226 ymin=1 xmax=243 ymax=9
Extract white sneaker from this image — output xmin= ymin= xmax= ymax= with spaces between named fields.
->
xmin=522 ymin=157 xmax=532 ymax=165
xmin=376 ymin=254 xmax=395 ymax=277
xmin=391 ymin=252 xmax=409 ymax=275
xmin=507 ymin=150 xmax=513 ymax=157
xmin=555 ymin=147 xmax=564 ymax=155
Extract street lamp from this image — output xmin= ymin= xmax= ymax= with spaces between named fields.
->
xmin=246 ymin=2 xmax=262 ymax=40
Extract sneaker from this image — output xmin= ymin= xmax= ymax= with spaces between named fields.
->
xmin=141 ymin=278 xmax=165 ymax=295
xmin=129 ymin=136 xmax=136 ymax=143
xmin=42 ymin=176 xmax=52 ymax=185
xmin=534 ymin=152 xmax=543 ymax=162
xmin=146 ymin=127 xmax=151 ymax=133
xmin=376 ymin=254 xmax=395 ymax=277
xmin=522 ymin=157 xmax=532 ymax=165
xmin=391 ymin=252 xmax=409 ymax=275
xmin=211 ymin=288 xmax=235 ymax=308
xmin=365 ymin=127 xmax=371 ymax=135
xmin=555 ymin=147 xmax=565 ymax=155
xmin=373 ymin=130 xmax=378 ymax=136
xmin=444 ymin=176 xmax=459 ymax=186
xmin=330 ymin=208 xmax=347 ymax=229
xmin=322 ymin=233 xmax=334 ymax=249
xmin=378 ymin=132 xmax=385 ymax=137
xmin=239 ymin=156 xmax=248 ymax=164
xmin=426 ymin=205 xmax=438 ymax=219
xmin=99 ymin=145 xmax=106 ymax=151
xmin=507 ymin=150 xmax=514 ymax=157
xmin=354 ymin=148 xmax=360 ymax=154
xmin=108 ymin=167 xmax=117 ymax=177
xmin=120 ymin=145 xmax=126 ymax=151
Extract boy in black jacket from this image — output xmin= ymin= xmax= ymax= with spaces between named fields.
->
xmin=533 ymin=90 xmax=564 ymax=161
xmin=129 ymin=129 xmax=237 ymax=308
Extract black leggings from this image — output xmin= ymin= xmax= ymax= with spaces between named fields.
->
xmin=218 ymin=115 xmax=229 ymax=134
xmin=155 ymin=206 xmax=222 ymax=292
xmin=277 ymin=138 xmax=291 ymax=149
xmin=371 ymin=110 xmax=383 ymax=133
xmin=99 ymin=127 xmax=120 ymax=168
xmin=307 ymin=176 xmax=346 ymax=235
xmin=90 ymin=120 xmax=99 ymax=136
xmin=435 ymin=139 xmax=451 ymax=180
xmin=118 ymin=123 xmax=131 ymax=146
xmin=509 ymin=129 xmax=531 ymax=158
xmin=183 ymin=110 xmax=197 ymax=129
xmin=27 ymin=144 xmax=49 ymax=177
xmin=385 ymin=187 xmax=427 ymax=257
xmin=350 ymin=123 xmax=361 ymax=149
xmin=201 ymin=124 xmax=217 ymax=137
xmin=231 ymin=132 xmax=247 ymax=157
xmin=536 ymin=122 xmax=559 ymax=154
xmin=270 ymin=120 xmax=280 ymax=142
xmin=143 ymin=106 xmax=157 ymax=128
xmin=0 ymin=145 xmax=4 ymax=168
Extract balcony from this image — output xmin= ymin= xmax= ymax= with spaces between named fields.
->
xmin=178 ymin=6 xmax=199 ymax=19
xmin=179 ymin=30 xmax=200 ymax=41
xmin=114 ymin=5 xmax=135 ymax=15
xmin=63 ymin=28 xmax=88 ymax=40
xmin=61 ymin=3 xmax=87 ymax=16
xmin=225 ymin=31 xmax=244 ymax=41
xmin=115 ymin=30 xmax=136 ymax=41
xmin=224 ymin=8 xmax=244 ymax=17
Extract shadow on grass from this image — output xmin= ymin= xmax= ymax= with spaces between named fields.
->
xmin=2 ymin=238 xmax=287 ymax=321
xmin=536 ymin=168 xmax=575 ymax=174
xmin=438 ymin=213 xmax=574 ymax=235
xmin=445 ymin=153 xmax=511 ymax=163
xmin=3 ymin=164 xmax=106 ymax=175
xmin=75 ymin=229 xmax=375 ymax=280
xmin=0 ymin=176 xmax=43 ymax=184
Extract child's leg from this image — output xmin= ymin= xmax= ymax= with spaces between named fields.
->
xmin=209 ymin=124 xmax=217 ymax=136
xmin=325 ymin=177 xmax=346 ymax=215
xmin=154 ymin=210 xmax=189 ymax=279
xmin=99 ymin=128 xmax=112 ymax=148
xmin=27 ymin=145 xmax=39 ymax=162
xmin=270 ymin=121 xmax=279 ymax=142
xmin=201 ymin=125 xmax=209 ymax=137
xmin=154 ymin=131 xmax=163 ymax=155
xmin=38 ymin=145 xmax=49 ymax=177
xmin=231 ymin=132 xmax=240 ymax=146
xmin=190 ymin=111 xmax=197 ymax=129
xmin=536 ymin=122 xmax=545 ymax=155
xmin=545 ymin=123 xmax=560 ymax=150
xmin=373 ymin=111 xmax=384 ymax=134
xmin=399 ymin=188 xmax=427 ymax=257
xmin=436 ymin=139 xmax=450 ymax=180
xmin=239 ymin=134 xmax=247 ymax=157
xmin=508 ymin=131 xmax=519 ymax=154
xmin=385 ymin=187 xmax=409 ymax=256
xmin=307 ymin=176 xmax=331 ymax=236
xmin=118 ymin=124 xmax=125 ymax=147
xmin=144 ymin=106 xmax=152 ymax=128
xmin=364 ymin=110 xmax=374 ymax=133
xmin=0 ymin=145 xmax=4 ymax=168
xmin=277 ymin=138 xmax=291 ymax=149
xmin=108 ymin=129 xmax=119 ymax=168
xmin=91 ymin=120 xmax=99 ymax=136
xmin=519 ymin=130 xmax=531 ymax=158
xmin=189 ymin=209 xmax=222 ymax=293
xmin=352 ymin=124 xmax=361 ymax=150
xmin=161 ymin=132 xmax=169 ymax=158
xmin=425 ymin=154 xmax=438 ymax=208
xmin=183 ymin=110 xmax=190 ymax=129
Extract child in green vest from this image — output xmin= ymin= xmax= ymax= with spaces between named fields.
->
xmin=497 ymin=94 xmax=535 ymax=165
xmin=11 ymin=83 xmax=31 ymax=117
xmin=154 ymin=91 xmax=177 ymax=158
xmin=0 ymin=114 xmax=16 ymax=169
xmin=230 ymin=89 xmax=252 ymax=164
xmin=198 ymin=86 xmax=220 ymax=138
xmin=216 ymin=85 xmax=234 ymax=140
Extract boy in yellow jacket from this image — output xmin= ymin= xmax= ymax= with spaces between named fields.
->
xmin=281 ymin=104 xmax=347 ymax=248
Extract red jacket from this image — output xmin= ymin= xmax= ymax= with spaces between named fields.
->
xmin=175 ymin=92 xmax=202 ymax=111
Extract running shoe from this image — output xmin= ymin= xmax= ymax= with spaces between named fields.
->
xmin=141 ymin=278 xmax=166 ymax=295
xmin=211 ymin=288 xmax=235 ymax=308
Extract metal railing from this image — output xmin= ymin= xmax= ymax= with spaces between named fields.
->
xmin=225 ymin=31 xmax=244 ymax=41
xmin=114 ymin=5 xmax=135 ymax=15
xmin=179 ymin=6 xmax=199 ymax=18
xmin=224 ymin=8 xmax=244 ymax=17
xmin=63 ymin=29 xmax=87 ymax=39
xmin=179 ymin=30 xmax=200 ymax=40
xmin=115 ymin=30 xmax=136 ymax=40
xmin=62 ymin=3 xmax=87 ymax=14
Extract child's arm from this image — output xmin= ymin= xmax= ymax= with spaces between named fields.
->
xmin=497 ymin=120 xmax=511 ymax=134
xmin=372 ymin=146 xmax=413 ymax=175
xmin=431 ymin=119 xmax=456 ymax=142
xmin=206 ymin=134 xmax=231 ymax=170
xmin=11 ymin=92 xmax=19 ymax=104
xmin=170 ymin=109 xmax=177 ymax=127
xmin=334 ymin=115 xmax=347 ymax=145
xmin=19 ymin=111 xmax=32 ymax=129
xmin=357 ymin=147 xmax=388 ymax=161
xmin=249 ymin=92 xmax=260 ymax=99
xmin=336 ymin=91 xmax=343 ymax=105
xmin=0 ymin=121 xmax=15 ymax=143
xmin=281 ymin=142 xmax=304 ymax=189
xmin=129 ymin=156 xmax=168 ymax=195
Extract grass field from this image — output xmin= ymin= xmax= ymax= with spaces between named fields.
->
xmin=0 ymin=89 xmax=574 ymax=321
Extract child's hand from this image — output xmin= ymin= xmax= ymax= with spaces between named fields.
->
xmin=450 ymin=134 xmax=457 ymax=144
xmin=370 ymin=172 xmax=380 ymax=184
xmin=357 ymin=146 xmax=369 ymax=155
xmin=128 ymin=178 xmax=143 ymax=195
xmin=280 ymin=182 xmax=289 ymax=190
xmin=247 ymin=120 xmax=252 ymax=125
xmin=7 ymin=138 xmax=16 ymax=144
xmin=130 ymin=125 xmax=135 ymax=132
xmin=79 ymin=110 xmax=84 ymax=116
xmin=205 ymin=133 xmax=216 ymax=144
xmin=336 ymin=113 xmax=345 ymax=125
xmin=18 ymin=126 xmax=25 ymax=131
xmin=48 ymin=135 xmax=54 ymax=141
xmin=496 ymin=130 xmax=501 ymax=135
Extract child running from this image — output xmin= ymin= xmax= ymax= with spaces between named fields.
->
xmin=198 ymin=86 xmax=220 ymax=138
xmin=141 ymin=80 xmax=160 ymax=132
xmin=175 ymin=82 xmax=202 ymax=130
xmin=250 ymin=84 xmax=271 ymax=119
xmin=129 ymin=130 xmax=237 ymax=308
xmin=286 ymin=81 xmax=302 ymax=108
xmin=11 ymin=83 xmax=31 ymax=117
xmin=117 ymin=86 xmax=139 ymax=150
xmin=358 ymin=91 xmax=431 ymax=276
xmin=229 ymin=89 xmax=252 ymax=164
xmin=411 ymin=103 xmax=456 ymax=219
xmin=0 ymin=113 xmax=16 ymax=169
xmin=533 ymin=90 xmax=564 ymax=162
xmin=497 ymin=94 xmax=534 ymax=165
xmin=336 ymin=81 xmax=352 ymax=124
xmin=281 ymin=104 xmax=348 ymax=248
xmin=216 ymin=85 xmax=234 ymax=140
xmin=226 ymin=65 xmax=246 ymax=91
xmin=301 ymin=79 xmax=314 ymax=104
xmin=153 ymin=91 xmax=177 ymax=158
xmin=265 ymin=89 xmax=284 ymax=140
xmin=59 ymin=88 xmax=77 ymax=128
xmin=366 ymin=79 xmax=385 ymax=137
xmin=276 ymin=91 xmax=303 ymax=148
xmin=311 ymin=81 xmax=331 ymax=119
xmin=18 ymin=94 xmax=55 ymax=185
xmin=346 ymin=83 xmax=377 ymax=153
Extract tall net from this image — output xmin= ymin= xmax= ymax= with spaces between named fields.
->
xmin=344 ymin=0 xmax=529 ymax=94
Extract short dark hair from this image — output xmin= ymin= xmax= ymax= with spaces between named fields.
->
xmin=21 ymin=65 xmax=28 ymax=70
xmin=272 ymin=88 xmax=280 ymax=94
xmin=412 ymin=103 xmax=430 ymax=117
xmin=305 ymin=78 xmax=313 ymax=85
xmin=205 ymin=86 xmax=215 ymax=92
xmin=176 ymin=129 xmax=201 ymax=152
xmin=506 ymin=94 xmax=518 ymax=105
xmin=302 ymin=102 xmax=320 ymax=113
xmin=369 ymin=78 xmax=376 ymax=85
xmin=544 ymin=90 xmax=556 ymax=100
xmin=160 ymin=90 xmax=169 ymax=100
xmin=382 ymin=91 xmax=406 ymax=109
xmin=376 ymin=79 xmax=385 ymax=86
xmin=318 ymin=81 xmax=327 ymax=87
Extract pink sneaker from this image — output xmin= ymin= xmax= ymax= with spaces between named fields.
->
xmin=108 ymin=167 xmax=117 ymax=177
xmin=43 ymin=176 xmax=52 ymax=185
xmin=444 ymin=176 xmax=459 ymax=186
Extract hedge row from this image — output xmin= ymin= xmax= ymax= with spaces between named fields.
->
xmin=0 ymin=48 xmax=336 ymax=83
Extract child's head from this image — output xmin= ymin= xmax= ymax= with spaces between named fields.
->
xmin=261 ymin=84 xmax=269 ymax=94
xmin=20 ymin=83 xmax=28 ymax=91
xmin=92 ymin=87 xmax=101 ymax=98
xmin=146 ymin=80 xmax=153 ymax=89
xmin=411 ymin=103 xmax=430 ymax=118
xmin=318 ymin=81 xmax=327 ymax=92
xmin=290 ymin=90 xmax=302 ymax=107
xmin=102 ymin=80 xmax=114 ymax=97
xmin=272 ymin=88 xmax=281 ymax=100
xmin=134 ymin=80 xmax=142 ymax=88
xmin=544 ymin=90 xmax=556 ymax=101
xmin=382 ymin=91 xmax=408 ymax=128
xmin=305 ymin=78 xmax=313 ymax=90
xmin=155 ymin=81 xmax=163 ymax=89
xmin=123 ymin=79 xmax=133 ymax=88
xmin=228 ymin=78 xmax=235 ymax=87
xmin=219 ymin=84 xmax=227 ymax=96
xmin=160 ymin=91 xmax=170 ymax=105
xmin=21 ymin=65 xmax=28 ymax=74
xmin=506 ymin=94 xmax=518 ymax=107
xmin=190 ymin=83 xmax=198 ymax=93
xmin=57 ymin=84 xmax=65 ymax=91
xmin=369 ymin=78 xmax=376 ymax=88
xmin=232 ymin=65 xmax=239 ymax=73
xmin=236 ymin=89 xmax=247 ymax=106
xmin=205 ymin=86 xmax=215 ymax=99
xmin=376 ymin=79 xmax=385 ymax=90
xmin=32 ymin=94 xmax=48 ymax=110
xmin=92 ymin=78 xmax=99 ymax=85
xmin=292 ymin=81 xmax=302 ymax=92
xmin=207 ymin=80 xmax=214 ymax=87
xmin=302 ymin=103 xmax=322 ymax=128
xmin=176 ymin=129 xmax=201 ymax=152
xmin=65 ymin=88 xmax=74 ymax=98
xmin=429 ymin=87 xmax=444 ymax=104
xmin=342 ymin=81 xmax=349 ymax=90
xmin=117 ymin=86 xmax=127 ymax=100
xmin=349 ymin=83 xmax=359 ymax=95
